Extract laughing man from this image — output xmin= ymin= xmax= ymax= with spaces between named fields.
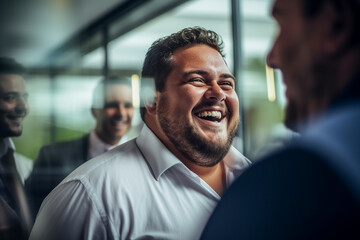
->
xmin=30 ymin=27 xmax=250 ymax=240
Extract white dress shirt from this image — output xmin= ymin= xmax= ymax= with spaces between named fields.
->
xmin=30 ymin=125 xmax=251 ymax=240
xmin=0 ymin=138 xmax=33 ymax=184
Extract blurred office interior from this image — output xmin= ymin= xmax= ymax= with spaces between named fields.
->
xmin=1 ymin=0 xmax=292 ymax=161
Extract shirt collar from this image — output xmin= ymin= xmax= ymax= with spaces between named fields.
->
xmin=136 ymin=124 xmax=250 ymax=181
xmin=223 ymin=145 xmax=251 ymax=171
xmin=0 ymin=138 xmax=15 ymax=158
xmin=89 ymin=130 xmax=128 ymax=159
xmin=223 ymin=145 xmax=251 ymax=186
xmin=136 ymin=125 xmax=182 ymax=180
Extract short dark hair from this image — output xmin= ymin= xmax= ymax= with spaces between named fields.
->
xmin=140 ymin=26 xmax=225 ymax=121
xmin=0 ymin=57 xmax=26 ymax=75
xmin=91 ymin=76 xmax=132 ymax=109
xmin=302 ymin=0 xmax=360 ymax=45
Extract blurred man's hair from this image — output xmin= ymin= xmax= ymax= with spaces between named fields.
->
xmin=0 ymin=57 xmax=26 ymax=75
xmin=302 ymin=0 xmax=360 ymax=46
xmin=140 ymin=26 xmax=225 ymax=121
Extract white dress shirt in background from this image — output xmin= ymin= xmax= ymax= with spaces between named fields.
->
xmin=0 ymin=138 xmax=33 ymax=184
xmin=89 ymin=130 xmax=128 ymax=159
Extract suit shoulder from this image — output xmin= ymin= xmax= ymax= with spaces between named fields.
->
xmin=40 ymin=135 xmax=88 ymax=152
xmin=65 ymin=139 xmax=145 ymax=181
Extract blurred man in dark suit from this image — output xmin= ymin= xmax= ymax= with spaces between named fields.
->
xmin=201 ymin=0 xmax=360 ymax=239
xmin=26 ymin=77 xmax=134 ymax=216
xmin=0 ymin=57 xmax=32 ymax=239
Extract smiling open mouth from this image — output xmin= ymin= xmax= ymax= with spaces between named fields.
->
xmin=196 ymin=111 xmax=222 ymax=122
xmin=111 ymin=120 xmax=130 ymax=126
xmin=8 ymin=115 xmax=23 ymax=121
xmin=6 ymin=115 xmax=23 ymax=126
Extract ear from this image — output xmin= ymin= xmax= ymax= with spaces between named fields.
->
xmin=91 ymin=108 xmax=98 ymax=118
xmin=321 ymin=2 xmax=353 ymax=55
xmin=145 ymin=91 xmax=161 ymax=116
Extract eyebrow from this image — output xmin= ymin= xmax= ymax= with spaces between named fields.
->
xmin=1 ymin=91 xmax=27 ymax=96
xmin=0 ymin=91 xmax=29 ymax=99
xmin=183 ymin=70 xmax=236 ymax=81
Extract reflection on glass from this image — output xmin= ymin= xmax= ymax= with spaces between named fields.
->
xmin=15 ymin=0 xmax=287 ymax=162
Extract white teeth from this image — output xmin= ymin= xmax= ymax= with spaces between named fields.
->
xmin=197 ymin=111 xmax=222 ymax=119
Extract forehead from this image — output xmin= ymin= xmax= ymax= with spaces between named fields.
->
xmin=0 ymin=74 xmax=26 ymax=92
xmin=172 ymin=44 xmax=229 ymax=70
xmin=174 ymin=44 xmax=225 ymax=65
xmin=104 ymin=84 xmax=132 ymax=101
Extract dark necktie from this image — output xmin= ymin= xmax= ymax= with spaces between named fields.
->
xmin=0 ymin=148 xmax=33 ymax=236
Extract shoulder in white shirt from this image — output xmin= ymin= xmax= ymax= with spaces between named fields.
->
xmin=30 ymin=125 xmax=250 ymax=240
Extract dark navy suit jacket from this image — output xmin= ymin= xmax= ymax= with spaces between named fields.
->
xmin=25 ymin=134 xmax=90 ymax=217
xmin=201 ymin=78 xmax=360 ymax=239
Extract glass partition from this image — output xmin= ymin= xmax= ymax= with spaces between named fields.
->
xmin=14 ymin=0 xmax=286 ymax=162
xmin=240 ymin=0 xmax=290 ymax=159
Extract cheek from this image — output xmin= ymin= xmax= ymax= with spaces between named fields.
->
xmin=183 ymin=85 xmax=206 ymax=98
xmin=24 ymin=103 xmax=30 ymax=114
xmin=276 ymin=31 xmax=299 ymax=62
xmin=126 ymin=109 xmax=134 ymax=118
xmin=227 ymin=92 xmax=239 ymax=114
xmin=171 ymin=90 xmax=198 ymax=110
xmin=280 ymin=43 xmax=297 ymax=66
xmin=103 ymin=109 xmax=115 ymax=118
xmin=0 ymin=102 xmax=13 ymax=111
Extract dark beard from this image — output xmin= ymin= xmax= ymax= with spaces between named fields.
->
xmin=284 ymin=98 xmax=309 ymax=133
xmin=183 ymin=123 xmax=236 ymax=166
xmin=158 ymin=95 xmax=238 ymax=167
xmin=284 ymin=100 xmax=299 ymax=132
xmin=0 ymin=123 xmax=22 ymax=138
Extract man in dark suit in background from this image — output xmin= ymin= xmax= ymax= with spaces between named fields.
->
xmin=201 ymin=0 xmax=360 ymax=239
xmin=26 ymin=77 xmax=134 ymax=216
xmin=0 ymin=57 xmax=32 ymax=239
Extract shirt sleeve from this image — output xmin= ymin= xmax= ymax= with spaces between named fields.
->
xmin=29 ymin=180 xmax=108 ymax=240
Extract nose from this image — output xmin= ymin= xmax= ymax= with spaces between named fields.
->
xmin=115 ymin=103 xmax=131 ymax=121
xmin=116 ymin=103 xmax=125 ymax=116
xmin=266 ymin=38 xmax=279 ymax=69
xmin=204 ymin=83 xmax=226 ymax=101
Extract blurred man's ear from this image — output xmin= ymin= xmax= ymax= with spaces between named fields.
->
xmin=322 ymin=1 xmax=353 ymax=55
xmin=91 ymin=108 xmax=98 ymax=119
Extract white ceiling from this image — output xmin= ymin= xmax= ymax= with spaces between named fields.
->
xmin=0 ymin=0 xmax=125 ymax=68
xmin=0 ymin=0 xmax=275 ymax=69
xmin=83 ymin=0 xmax=275 ymax=72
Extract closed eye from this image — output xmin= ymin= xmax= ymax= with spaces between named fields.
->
xmin=2 ymin=93 xmax=17 ymax=102
xmin=219 ymin=81 xmax=234 ymax=90
xmin=188 ymin=78 xmax=206 ymax=86
xmin=124 ymin=102 xmax=133 ymax=108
